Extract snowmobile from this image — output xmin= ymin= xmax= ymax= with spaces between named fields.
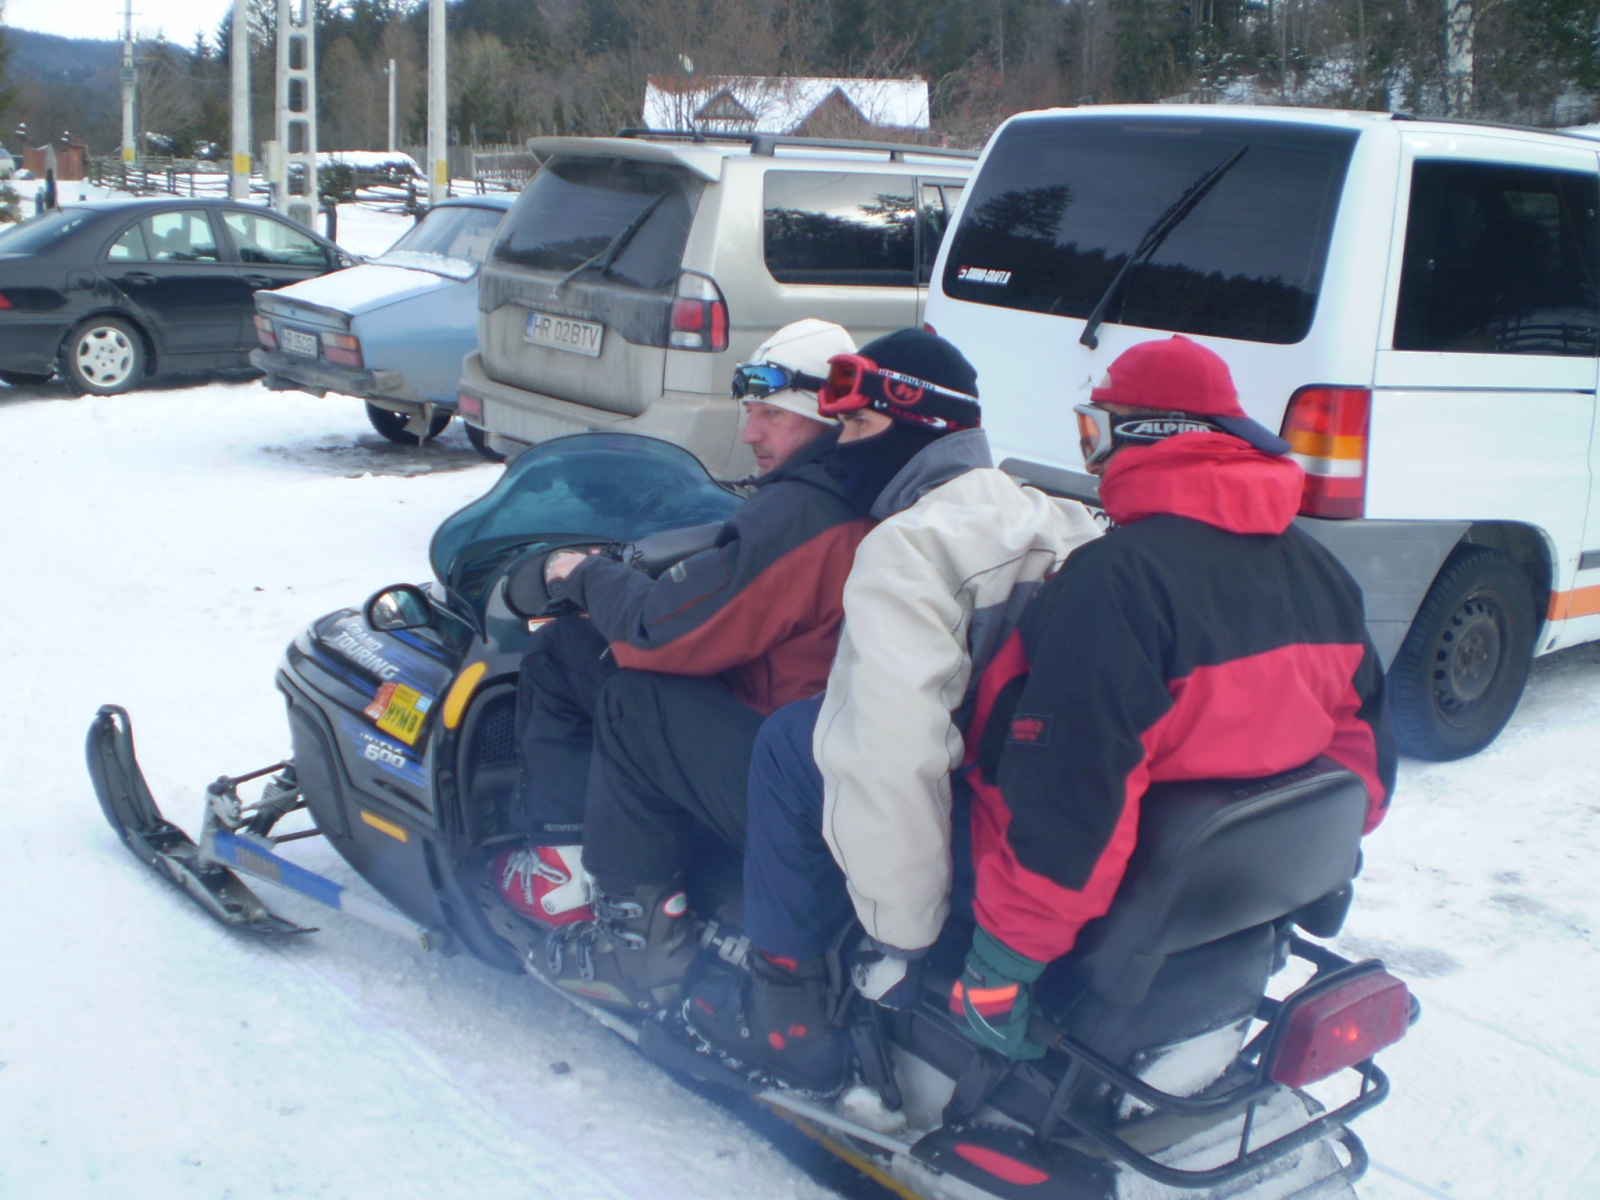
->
xmin=89 ymin=431 xmax=1415 ymax=1200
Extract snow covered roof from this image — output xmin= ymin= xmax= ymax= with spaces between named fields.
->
xmin=642 ymin=76 xmax=930 ymax=135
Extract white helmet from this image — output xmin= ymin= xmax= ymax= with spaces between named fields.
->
xmin=737 ymin=319 xmax=857 ymax=423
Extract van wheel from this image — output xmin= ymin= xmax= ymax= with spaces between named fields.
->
xmin=465 ymin=423 xmax=506 ymax=463
xmin=62 ymin=317 xmax=145 ymax=395
xmin=365 ymin=403 xmax=452 ymax=444
xmin=1389 ymin=546 xmax=1537 ymax=761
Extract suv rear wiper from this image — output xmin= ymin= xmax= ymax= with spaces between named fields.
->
xmin=1078 ymin=146 xmax=1248 ymax=349
xmin=553 ymin=194 xmax=667 ymax=289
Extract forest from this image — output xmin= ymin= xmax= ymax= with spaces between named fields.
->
xmin=7 ymin=0 xmax=1600 ymax=159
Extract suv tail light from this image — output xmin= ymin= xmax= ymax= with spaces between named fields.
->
xmin=1281 ymin=386 xmax=1370 ymax=519
xmin=1266 ymin=965 xmax=1411 ymax=1088
xmin=253 ymin=315 xmax=277 ymax=350
xmin=456 ymin=390 xmax=483 ymax=422
xmin=321 ymin=331 xmax=364 ymax=369
xmin=670 ymin=271 xmax=728 ymax=352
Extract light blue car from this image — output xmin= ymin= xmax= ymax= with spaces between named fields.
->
xmin=251 ymin=193 xmax=514 ymax=456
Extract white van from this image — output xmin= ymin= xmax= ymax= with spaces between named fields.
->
xmin=926 ymin=104 xmax=1600 ymax=760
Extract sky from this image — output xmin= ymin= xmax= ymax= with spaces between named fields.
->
xmin=5 ymin=0 xmax=229 ymax=45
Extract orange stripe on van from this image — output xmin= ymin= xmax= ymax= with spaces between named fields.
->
xmin=1547 ymin=584 xmax=1600 ymax=621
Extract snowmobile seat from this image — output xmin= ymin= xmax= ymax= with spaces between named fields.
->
xmin=1058 ymin=756 xmax=1368 ymax=1008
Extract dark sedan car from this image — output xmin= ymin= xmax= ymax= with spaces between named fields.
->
xmin=0 ymin=198 xmax=351 ymax=394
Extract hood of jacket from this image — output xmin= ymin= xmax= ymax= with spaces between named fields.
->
xmin=1098 ymin=433 xmax=1305 ymax=534
xmin=869 ymin=428 xmax=994 ymax=520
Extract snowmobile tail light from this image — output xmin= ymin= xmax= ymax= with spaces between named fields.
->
xmin=1267 ymin=965 xmax=1410 ymax=1087
xmin=442 ymin=661 xmax=488 ymax=730
xmin=253 ymin=314 xmax=277 ymax=349
xmin=1281 ymin=386 xmax=1370 ymax=519
xmin=321 ymin=330 xmax=364 ymax=368
xmin=952 ymin=1144 xmax=1049 ymax=1186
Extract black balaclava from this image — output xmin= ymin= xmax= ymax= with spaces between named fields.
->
xmin=822 ymin=420 xmax=944 ymax=513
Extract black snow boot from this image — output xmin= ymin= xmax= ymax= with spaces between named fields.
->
xmin=685 ymin=951 xmax=850 ymax=1098
xmin=542 ymin=881 xmax=698 ymax=1014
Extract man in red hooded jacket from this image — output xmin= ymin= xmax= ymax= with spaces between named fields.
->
xmin=955 ymin=334 xmax=1396 ymax=1059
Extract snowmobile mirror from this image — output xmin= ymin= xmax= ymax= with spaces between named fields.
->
xmin=365 ymin=584 xmax=433 ymax=632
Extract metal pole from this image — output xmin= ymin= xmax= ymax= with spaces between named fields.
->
xmin=427 ymin=0 xmax=447 ymax=205
xmin=121 ymin=0 xmax=136 ymax=165
xmin=229 ymin=0 xmax=251 ymax=199
xmin=387 ymin=59 xmax=396 ymax=153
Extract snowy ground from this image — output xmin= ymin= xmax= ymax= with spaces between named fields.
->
xmin=2 ymin=194 xmax=1599 ymax=1198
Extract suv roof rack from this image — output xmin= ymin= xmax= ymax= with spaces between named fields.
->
xmin=614 ymin=128 xmax=977 ymax=162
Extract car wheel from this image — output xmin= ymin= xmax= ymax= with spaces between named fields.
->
xmin=62 ymin=317 xmax=145 ymax=395
xmin=1389 ymin=546 xmax=1538 ymax=761
xmin=464 ymin=422 xmax=506 ymax=463
xmin=0 ymin=369 xmax=54 ymax=386
xmin=365 ymin=403 xmax=452 ymax=445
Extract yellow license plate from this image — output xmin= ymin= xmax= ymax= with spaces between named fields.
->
xmin=363 ymin=682 xmax=431 ymax=746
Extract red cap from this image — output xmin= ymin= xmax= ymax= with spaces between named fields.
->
xmin=1090 ymin=336 xmax=1288 ymax=454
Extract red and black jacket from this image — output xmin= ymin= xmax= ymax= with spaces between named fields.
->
xmin=552 ymin=432 xmax=873 ymax=715
xmin=965 ymin=434 xmax=1396 ymax=963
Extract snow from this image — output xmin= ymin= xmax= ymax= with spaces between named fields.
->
xmin=2 ymin=373 xmax=1599 ymax=1198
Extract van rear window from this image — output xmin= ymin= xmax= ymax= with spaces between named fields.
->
xmin=491 ymin=157 xmax=703 ymax=291
xmin=942 ymin=116 xmax=1356 ymax=344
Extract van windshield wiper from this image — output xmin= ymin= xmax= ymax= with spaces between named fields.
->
xmin=553 ymin=194 xmax=666 ymax=288
xmin=1078 ymin=146 xmax=1248 ymax=349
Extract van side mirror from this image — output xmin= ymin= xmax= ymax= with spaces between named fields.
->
xmin=365 ymin=583 xmax=433 ymax=632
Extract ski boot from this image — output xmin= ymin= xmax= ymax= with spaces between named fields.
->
xmin=489 ymin=844 xmax=594 ymax=927
xmin=542 ymin=881 xmax=698 ymax=1014
xmin=685 ymin=951 xmax=849 ymax=1098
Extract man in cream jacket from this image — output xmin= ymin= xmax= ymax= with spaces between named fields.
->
xmin=683 ymin=329 xmax=1101 ymax=1096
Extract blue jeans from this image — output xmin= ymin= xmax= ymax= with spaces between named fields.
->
xmin=744 ymin=698 xmax=973 ymax=959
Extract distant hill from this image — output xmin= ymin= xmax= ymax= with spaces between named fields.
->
xmin=4 ymin=28 xmax=124 ymax=85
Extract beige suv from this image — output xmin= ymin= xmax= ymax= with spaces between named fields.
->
xmin=457 ymin=132 xmax=973 ymax=476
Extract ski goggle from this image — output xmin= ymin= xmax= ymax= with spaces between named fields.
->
xmin=1074 ymin=402 xmax=1226 ymax=468
xmin=730 ymin=360 xmax=827 ymax=401
xmin=816 ymin=353 xmax=981 ymax=430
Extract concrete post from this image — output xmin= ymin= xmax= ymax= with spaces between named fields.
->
xmin=428 ymin=0 xmax=447 ymax=205
xmin=275 ymin=0 xmax=318 ymax=226
xmin=229 ymin=0 xmax=251 ymax=199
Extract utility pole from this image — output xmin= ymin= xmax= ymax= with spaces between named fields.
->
xmin=387 ymin=59 xmax=397 ymax=154
xmin=120 ymin=0 xmax=137 ymax=165
xmin=274 ymin=0 xmax=318 ymax=225
xmin=229 ymin=0 xmax=250 ymax=199
xmin=428 ymin=0 xmax=447 ymax=205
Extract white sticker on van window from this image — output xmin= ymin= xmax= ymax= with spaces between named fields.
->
xmin=957 ymin=266 xmax=1012 ymax=286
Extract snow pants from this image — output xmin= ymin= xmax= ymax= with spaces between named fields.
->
xmin=743 ymin=697 xmax=976 ymax=960
xmin=583 ymin=669 xmax=765 ymax=897
xmin=513 ymin=616 xmax=616 ymax=838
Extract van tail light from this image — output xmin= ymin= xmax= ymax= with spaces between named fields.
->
xmin=253 ymin=315 xmax=277 ymax=349
xmin=321 ymin=330 xmax=364 ymax=369
xmin=670 ymin=271 xmax=728 ymax=352
xmin=1281 ymin=386 xmax=1370 ymax=519
xmin=1266 ymin=965 xmax=1411 ymax=1088
xmin=456 ymin=390 xmax=483 ymax=422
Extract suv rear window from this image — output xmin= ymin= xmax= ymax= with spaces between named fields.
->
xmin=941 ymin=116 xmax=1357 ymax=344
xmin=764 ymin=171 xmax=916 ymax=287
xmin=1394 ymin=161 xmax=1600 ymax=356
xmin=491 ymin=157 xmax=703 ymax=291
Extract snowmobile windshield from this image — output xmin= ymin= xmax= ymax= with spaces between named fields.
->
xmin=430 ymin=433 xmax=741 ymax=612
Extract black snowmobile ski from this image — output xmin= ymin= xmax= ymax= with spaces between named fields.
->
xmin=87 ymin=704 xmax=312 ymax=937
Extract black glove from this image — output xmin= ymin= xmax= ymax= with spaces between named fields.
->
xmin=849 ymin=938 xmax=924 ymax=1011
